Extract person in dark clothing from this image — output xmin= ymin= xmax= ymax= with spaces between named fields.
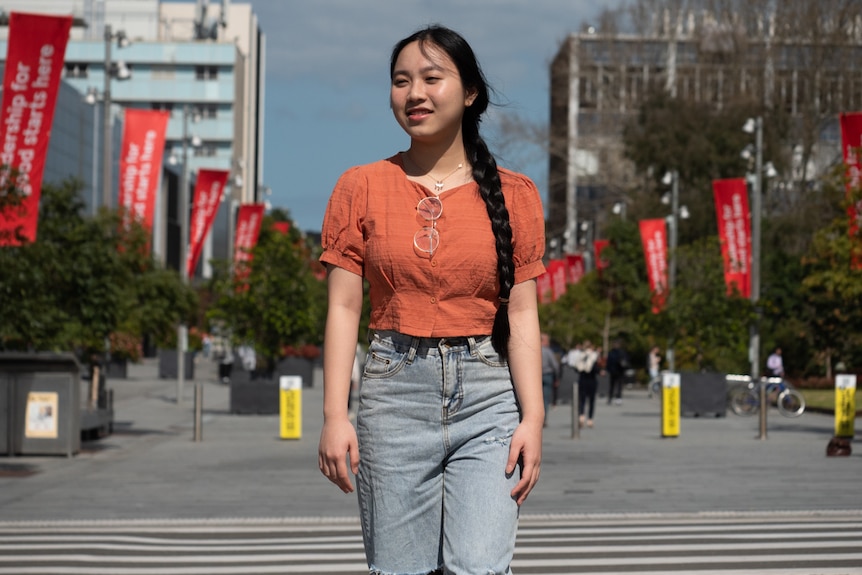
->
xmin=577 ymin=340 xmax=600 ymax=427
xmin=606 ymin=339 xmax=629 ymax=405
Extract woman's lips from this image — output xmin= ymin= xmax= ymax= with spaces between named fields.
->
xmin=407 ymin=108 xmax=432 ymax=120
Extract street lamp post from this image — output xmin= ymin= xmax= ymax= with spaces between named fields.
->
xmin=102 ymin=25 xmax=113 ymax=209
xmin=101 ymin=25 xmax=129 ymax=209
xmin=668 ymin=170 xmax=679 ymax=302
xmin=612 ymin=201 xmax=627 ymax=221
xmin=176 ymin=105 xmax=194 ymax=404
xmin=744 ymin=116 xmax=766 ymax=439
xmin=662 ymin=170 xmax=680 ymax=372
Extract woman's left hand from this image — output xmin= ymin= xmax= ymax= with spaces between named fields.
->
xmin=506 ymin=418 xmax=542 ymax=505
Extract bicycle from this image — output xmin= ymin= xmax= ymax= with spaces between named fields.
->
xmin=728 ymin=376 xmax=806 ymax=418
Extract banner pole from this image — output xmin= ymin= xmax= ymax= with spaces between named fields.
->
xmin=177 ymin=106 xmax=190 ymax=405
xmin=102 ymin=24 xmax=113 ymax=209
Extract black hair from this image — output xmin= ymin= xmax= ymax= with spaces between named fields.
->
xmin=390 ymin=25 xmax=515 ymax=360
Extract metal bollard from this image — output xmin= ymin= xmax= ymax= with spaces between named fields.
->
xmin=571 ymin=381 xmax=580 ymax=439
xmin=193 ymin=382 xmax=203 ymax=442
xmin=759 ymin=378 xmax=768 ymax=440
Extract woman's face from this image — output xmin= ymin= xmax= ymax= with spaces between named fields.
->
xmin=390 ymin=40 xmax=476 ymax=144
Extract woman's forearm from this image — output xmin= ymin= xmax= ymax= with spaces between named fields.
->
xmin=506 ymin=280 xmax=544 ymax=424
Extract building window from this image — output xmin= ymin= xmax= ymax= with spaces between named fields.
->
xmin=150 ymin=65 xmax=176 ymax=80
xmin=195 ymin=65 xmax=218 ymax=80
xmin=193 ymin=143 xmax=218 ymax=157
xmin=197 ymin=103 xmax=218 ymax=118
xmin=151 ymin=102 xmax=174 ymax=112
xmin=64 ymin=62 xmax=88 ymax=78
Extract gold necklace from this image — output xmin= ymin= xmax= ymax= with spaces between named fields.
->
xmin=404 ymin=153 xmax=464 ymax=192
xmin=430 ymin=163 xmax=463 ymax=192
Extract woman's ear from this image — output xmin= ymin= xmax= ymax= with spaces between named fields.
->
xmin=465 ymin=87 xmax=478 ymax=107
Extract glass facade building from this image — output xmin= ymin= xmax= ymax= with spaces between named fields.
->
xmin=0 ymin=0 xmax=265 ymax=277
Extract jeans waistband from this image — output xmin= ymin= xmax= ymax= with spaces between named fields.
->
xmin=371 ymin=330 xmax=490 ymax=359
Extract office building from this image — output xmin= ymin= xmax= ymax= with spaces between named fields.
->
xmin=0 ymin=0 xmax=266 ymax=275
xmin=549 ymin=7 xmax=862 ymax=253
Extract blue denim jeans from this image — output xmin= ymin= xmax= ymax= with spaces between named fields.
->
xmin=356 ymin=330 xmax=520 ymax=575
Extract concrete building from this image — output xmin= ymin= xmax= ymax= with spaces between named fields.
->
xmin=548 ymin=8 xmax=862 ymax=255
xmin=0 ymin=0 xmax=266 ymax=276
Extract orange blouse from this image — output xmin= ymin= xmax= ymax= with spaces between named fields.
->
xmin=320 ymin=154 xmax=546 ymax=338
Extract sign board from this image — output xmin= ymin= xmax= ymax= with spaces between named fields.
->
xmin=25 ymin=391 xmax=58 ymax=439
xmin=661 ymin=372 xmax=680 ymax=438
xmin=279 ymin=375 xmax=302 ymax=439
xmin=835 ymin=374 xmax=856 ymax=438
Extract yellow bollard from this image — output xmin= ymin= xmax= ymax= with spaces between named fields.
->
xmin=835 ymin=374 xmax=856 ymax=439
xmin=279 ymin=375 xmax=303 ymax=439
xmin=661 ymin=372 xmax=680 ymax=438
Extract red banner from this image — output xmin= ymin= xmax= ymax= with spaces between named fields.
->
xmin=0 ymin=12 xmax=72 ymax=244
xmin=187 ymin=169 xmax=229 ymax=277
xmin=536 ymin=271 xmax=552 ymax=304
xmin=234 ymin=203 xmax=265 ymax=281
xmin=565 ymin=253 xmax=585 ymax=284
xmin=594 ymin=239 xmax=610 ymax=272
xmin=840 ymin=112 xmax=862 ymax=268
xmin=639 ymin=219 xmax=668 ymax=313
xmin=272 ymin=221 xmax=290 ymax=235
xmin=547 ymin=259 xmax=568 ymax=301
xmin=713 ymin=178 xmax=751 ymax=298
xmin=118 ymin=109 xmax=169 ymax=232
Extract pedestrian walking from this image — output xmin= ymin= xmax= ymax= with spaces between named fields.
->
xmin=577 ymin=340 xmax=600 ymax=428
xmin=562 ymin=341 xmax=584 ymax=371
xmin=541 ymin=333 xmax=560 ymax=427
xmin=317 ymin=25 xmax=546 ymax=575
xmin=606 ymin=339 xmax=629 ymax=405
xmin=648 ymin=346 xmax=662 ymax=397
xmin=766 ymin=347 xmax=784 ymax=378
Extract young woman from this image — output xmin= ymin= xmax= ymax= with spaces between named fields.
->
xmin=318 ymin=25 xmax=545 ymax=574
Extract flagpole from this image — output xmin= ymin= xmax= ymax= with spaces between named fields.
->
xmin=177 ymin=105 xmax=190 ymax=404
xmin=668 ymin=170 xmax=679 ymax=373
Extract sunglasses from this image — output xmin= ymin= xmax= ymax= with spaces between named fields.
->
xmin=414 ymin=196 xmax=443 ymax=255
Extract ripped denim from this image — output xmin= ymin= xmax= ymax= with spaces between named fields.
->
xmin=357 ymin=331 xmax=520 ymax=575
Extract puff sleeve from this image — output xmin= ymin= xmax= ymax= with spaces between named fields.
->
xmin=505 ymin=171 xmax=546 ymax=284
xmin=319 ymin=166 xmax=367 ymax=276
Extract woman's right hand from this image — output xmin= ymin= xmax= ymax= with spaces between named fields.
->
xmin=318 ymin=417 xmax=359 ymax=493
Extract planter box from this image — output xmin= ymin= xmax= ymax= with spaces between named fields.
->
xmin=680 ymin=372 xmax=727 ymax=418
xmin=277 ymin=357 xmax=315 ymax=388
xmin=105 ymin=358 xmax=128 ymax=379
xmin=157 ymin=349 xmax=194 ymax=380
xmin=229 ymin=357 xmax=315 ymax=414
xmin=229 ymin=372 xmax=278 ymax=414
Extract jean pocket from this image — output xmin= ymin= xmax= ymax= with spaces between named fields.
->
xmin=363 ymin=337 xmax=408 ymax=379
xmin=474 ymin=336 xmax=508 ymax=368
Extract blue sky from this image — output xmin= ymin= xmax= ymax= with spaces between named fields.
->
xmin=250 ymin=1 xmax=623 ymax=232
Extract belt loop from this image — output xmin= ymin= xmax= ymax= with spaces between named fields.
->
xmin=407 ymin=336 xmax=419 ymax=364
xmin=467 ymin=336 xmax=479 ymax=357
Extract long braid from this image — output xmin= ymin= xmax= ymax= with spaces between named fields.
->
xmin=464 ymin=121 xmax=514 ymax=360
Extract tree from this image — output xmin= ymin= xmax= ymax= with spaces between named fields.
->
xmin=0 ymin=165 xmax=28 ymax=245
xmin=663 ymin=237 xmax=751 ymax=372
xmin=207 ymin=213 xmax=327 ymax=373
xmin=798 ymin=169 xmax=862 ymax=377
xmin=0 ymin=179 xmax=196 ymax=364
xmin=498 ymin=0 xmax=862 ymax=379
xmin=539 ymin=273 xmax=611 ymax=352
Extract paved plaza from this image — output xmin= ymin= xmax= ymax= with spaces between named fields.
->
xmin=0 ymin=357 xmax=859 ymax=523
